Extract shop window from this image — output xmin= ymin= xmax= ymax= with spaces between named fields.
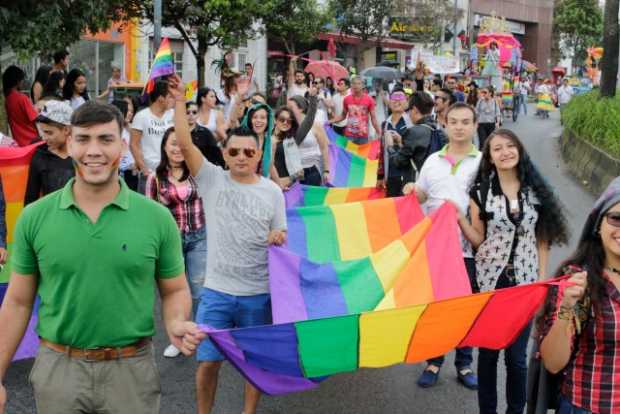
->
xmin=70 ymin=40 xmax=125 ymax=95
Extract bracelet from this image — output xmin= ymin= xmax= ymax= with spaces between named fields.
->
xmin=557 ymin=305 xmax=574 ymax=321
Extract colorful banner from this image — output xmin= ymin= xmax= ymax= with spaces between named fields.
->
xmin=327 ymin=144 xmax=378 ymax=188
xmin=325 ymin=125 xmax=381 ymax=160
xmin=284 ymin=183 xmax=385 ymax=209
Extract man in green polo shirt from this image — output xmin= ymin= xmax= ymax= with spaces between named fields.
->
xmin=0 ymin=102 xmax=206 ymax=414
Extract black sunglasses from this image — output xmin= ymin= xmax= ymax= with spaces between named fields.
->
xmin=605 ymin=212 xmax=620 ymax=228
xmin=187 ymin=110 xmax=198 ymax=115
xmin=227 ymin=147 xmax=257 ymax=158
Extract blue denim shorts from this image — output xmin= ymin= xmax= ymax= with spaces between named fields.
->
xmin=196 ymin=287 xmax=272 ymax=361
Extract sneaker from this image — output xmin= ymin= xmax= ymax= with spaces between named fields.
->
xmin=417 ymin=365 xmax=440 ymax=388
xmin=163 ymin=344 xmax=181 ymax=358
xmin=456 ymin=368 xmax=478 ymax=390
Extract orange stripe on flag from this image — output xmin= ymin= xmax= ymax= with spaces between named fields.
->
xmin=0 ymin=164 xmax=30 ymax=203
xmin=393 ymin=242 xmax=435 ymax=307
xmin=363 ymin=198 xmax=405 ymax=252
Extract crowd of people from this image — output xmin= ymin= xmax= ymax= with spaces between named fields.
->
xmin=0 ymin=50 xmax=613 ymax=414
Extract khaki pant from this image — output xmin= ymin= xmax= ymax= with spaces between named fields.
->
xmin=29 ymin=343 xmax=160 ymax=414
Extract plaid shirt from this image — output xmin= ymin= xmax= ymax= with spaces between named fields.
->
xmin=541 ymin=271 xmax=620 ymax=413
xmin=145 ymin=172 xmax=205 ymax=234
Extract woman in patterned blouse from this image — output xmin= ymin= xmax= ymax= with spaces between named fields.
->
xmin=456 ymin=129 xmax=569 ymax=414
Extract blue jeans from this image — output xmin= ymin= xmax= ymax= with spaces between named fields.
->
xmin=182 ymin=227 xmax=207 ymax=316
xmin=478 ymin=322 xmax=532 ymax=414
xmin=195 ymin=288 xmax=272 ymax=361
xmin=519 ymin=94 xmax=528 ymax=115
xmin=558 ymin=396 xmax=592 ymax=414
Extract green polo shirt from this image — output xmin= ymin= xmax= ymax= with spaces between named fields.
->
xmin=12 ymin=178 xmax=184 ymax=348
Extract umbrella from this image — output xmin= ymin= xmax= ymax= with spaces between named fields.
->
xmin=360 ymin=66 xmax=402 ymax=82
xmin=476 ymin=32 xmax=522 ymax=49
xmin=304 ymin=60 xmax=348 ymax=81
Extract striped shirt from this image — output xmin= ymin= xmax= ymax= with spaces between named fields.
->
xmin=145 ymin=172 xmax=205 ymax=234
xmin=541 ymin=270 xmax=620 ymax=413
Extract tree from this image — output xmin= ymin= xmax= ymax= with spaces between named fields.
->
xmin=553 ymin=0 xmax=603 ymax=69
xmin=329 ymin=0 xmax=393 ymax=42
xmin=266 ymin=0 xmax=331 ymax=55
xmin=394 ymin=0 xmax=463 ymax=51
xmin=134 ymin=0 xmax=276 ymax=87
xmin=600 ymin=0 xmax=619 ymax=97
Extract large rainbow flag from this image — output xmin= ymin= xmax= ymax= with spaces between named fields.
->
xmin=0 ymin=143 xmax=43 ymax=360
xmin=285 ymin=195 xmax=423 ymax=262
xmin=270 ymin=203 xmax=471 ymax=324
xmin=327 ymin=144 xmax=378 ymax=187
xmin=325 ymin=125 xmax=381 ymax=160
xmin=145 ymin=37 xmax=175 ymax=94
xmin=284 ymin=183 xmax=385 ymax=208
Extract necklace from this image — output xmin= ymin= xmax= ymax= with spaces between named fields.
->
xmin=606 ymin=266 xmax=620 ymax=275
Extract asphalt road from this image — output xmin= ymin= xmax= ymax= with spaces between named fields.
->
xmin=4 ymin=105 xmax=596 ymax=414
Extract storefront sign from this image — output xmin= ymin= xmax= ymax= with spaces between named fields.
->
xmin=474 ymin=14 xmax=525 ymax=35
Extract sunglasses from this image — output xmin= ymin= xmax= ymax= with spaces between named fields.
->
xmin=187 ymin=110 xmax=198 ymax=115
xmin=227 ymin=147 xmax=257 ymax=158
xmin=277 ymin=117 xmax=292 ymax=124
xmin=313 ymin=81 xmax=323 ymax=85
xmin=434 ymin=96 xmax=446 ymax=101
xmin=605 ymin=212 xmax=620 ymax=227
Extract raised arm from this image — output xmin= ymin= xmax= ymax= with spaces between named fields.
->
xmin=294 ymin=90 xmax=318 ymax=145
xmin=168 ymin=75 xmax=204 ymax=177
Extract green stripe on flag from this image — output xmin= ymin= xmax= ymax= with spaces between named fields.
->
xmin=333 ymin=258 xmax=385 ymax=314
xmin=297 ymin=207 xmax=341 ymax=262
xmin=302 ymin=186 xmax=328 ymax=207
xmin=347 ymin=155 xmax=366 ymax=187
xmin=296 ymin=314 xmax=359 ymax=377
xmin=0 ymin=244 xmax=13 ymax=283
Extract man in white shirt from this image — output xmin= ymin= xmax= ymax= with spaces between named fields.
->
xmin=557 ymin=78 xmax=574 ymax=107
xmin=403 ymin=102 xmax=481 ymax=391
xmin=287 ymin=57 xmax=309 ymax=98
xmin=329 ymin=78 xmax=350 ymax=135
xmin=130 ymin=80 xmax=175 ymax=192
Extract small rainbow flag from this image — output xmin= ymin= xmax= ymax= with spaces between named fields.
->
xmin=0 ymin=143 xmax=43 ymax=360
xmin=185 ymin=80 xmax=198 ymax=100
xmin=285 ymin=195 xmax=423 ymax=262
xmin=145 ymin=37 xmax=175 ymax=94
xmin=328 ymin=144 xmax=378 ymax=188
xmin=270 ymin=203 xmax=471 ymax=324
xmin=325 ymin=125 xmax=381 ymax=160
xmin=284 ymin=183 xmax=385 ymax=208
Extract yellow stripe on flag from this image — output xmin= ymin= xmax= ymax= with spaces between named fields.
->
xmin=375 ymin=289 xmax=396 ymax=311
xmin=359 ymin=305 xmax=427 ymax=367
xmin=362 ymin=160 xmax=378 ymax=187
xmin=324 ymin=188 xmax=350 ymax=205
xmin=370 ymin=240 xmax=410 ymax=292
xmin=6 ymin=202 xmax=22 ymax=243
xmin=331 ymin=203 xmax=372 ymax=260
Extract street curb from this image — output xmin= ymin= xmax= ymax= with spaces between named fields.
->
xmin=560 ymin=129 xmax=620 ymax=196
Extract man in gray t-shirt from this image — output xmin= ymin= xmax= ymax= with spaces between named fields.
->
xmin=167 ymin=75 xmax=286 ymax=414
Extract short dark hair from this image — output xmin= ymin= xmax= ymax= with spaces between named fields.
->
xmin=223 ymin=127 xmax=259 ymax=147
xmin=185 ymin=101 xmax=198 ymax=110
xmin=294 ymin=69 xmax=305 ymax=76
xmin=338 ymin=78 xmax=350 ymax=87
xmin=2 ymin=65 xmax=26 ymax=96
xmin=409 ymin=91 xmax=434 ymax=115
xmin=439 ymin=88 xmax=456 ymax=105
xmin=71 ymin=101 xmax=124 ymax=134
xmin=53 ymin=50 xmax=69 ymax=64
xmin=245 ymin=63 xmax=253 ymax=68
xmin=445 ymin=102 xmax=477 ymax=122
xmin=149 ymin=79 xmax=169 ymax=104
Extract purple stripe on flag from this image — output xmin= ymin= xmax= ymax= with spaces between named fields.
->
xmin=150 ymin=63 xmax=175 ymax=79
xmin=230 ymin=323 xmax=304 ymax=377
xmin=269 ymin=247 xmax=308 ymax=324
xmin=329 ymin=144 xmax=351 ymax=187
xmin=0 ymin=283 xmax=39 ymax=360
xmin=284 ymin=208 xmax=307 ymax=257
xmin=204 ymin=327 xmax=318 ymax=395
xmin=299 ymin=258 xmax=349 ymax=319
xmin=284 ymin=182 xmax=304 ymax=209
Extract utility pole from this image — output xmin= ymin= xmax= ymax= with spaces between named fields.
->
xmin=153 ymin=0 xmax=162 ymax=52
xmin=452 ymin=0 xmax=458 ymax=55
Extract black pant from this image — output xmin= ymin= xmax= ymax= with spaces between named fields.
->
xmin=300 ymin=166 xmax=322 ymax=186
xmin=332 ymin=125 xmax=345 ymax=136
xmin=386 ymin=176 xmax=405 ymax=197
xmin=478 ymin=123 xmax=496 ymax=150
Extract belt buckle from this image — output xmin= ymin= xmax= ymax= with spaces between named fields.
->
xmin=83 ymin=348 xmax=102 ymax=362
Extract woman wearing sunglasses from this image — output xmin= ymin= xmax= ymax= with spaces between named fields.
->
xmin=145 ymin=126 xmax=207 ymax=358
xmin=537 ymin=176 xmax=620 ymax=414
xmin=456 ymin=129 xmax=569 ymax=414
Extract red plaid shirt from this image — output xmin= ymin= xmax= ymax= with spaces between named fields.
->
xmin=541 ymin=271 xmax=620 ymax=413
xmin=145 ymin=172 xmax=205 ymax=234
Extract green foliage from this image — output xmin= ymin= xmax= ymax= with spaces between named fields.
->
xmin=329 ymin=0 xmax=393 ymax=41
xmin=553 ymin=0 xmax=603 ymax=64
xmin=266 ymin=0 xmax=331 ymax=53
xmin=563 ymin=91 xmax=620 ymax=158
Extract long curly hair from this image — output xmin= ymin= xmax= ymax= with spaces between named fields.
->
xmin=273 ymin=107 xmax=299 ymax=142
xmin=474 ymin=128 xmax=570 ymax=247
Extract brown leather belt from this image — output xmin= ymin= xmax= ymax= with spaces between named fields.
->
xmin=40 ymin=338 xmax=151 ymax=361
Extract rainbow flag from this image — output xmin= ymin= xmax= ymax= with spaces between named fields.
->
xmin=284 ymin=183 xmax=385 ymax=208
xmin=270 ymin=203 xmax=471 ymax=324
xmin=203 ymin=281 xmax=553 ymax=395
xmin=325 ymin=125 xmax=381 ymax=160
xmin=185 ymin=80 xmax=198 ymax=100
xmin=0 ymin=143 xmax=43 ymax=360
xmin=145 ymin=37 xmax=175 ymax=94
xmin=285 ymin=195 xmax=423 ymax=262
xmin=328 ymin=144 xmax=378 ymax=187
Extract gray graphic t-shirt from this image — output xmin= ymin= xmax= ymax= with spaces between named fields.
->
xmin=195 ymin=159 xmax=287 ymax=296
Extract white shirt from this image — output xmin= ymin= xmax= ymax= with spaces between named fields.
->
xmin=288 ymin=83 xmax=308 ymax=98
xmin=131 ymin=107 xmax=174 ymax=171
xmin=416 ymin=145 xmax=482 ymax=257
xmin=68 ymin=96 xmax=86 ymax=110
xmin=557 ymin=85 xmax=574 ymax=105
xmin=332 ymin=90 xmax=349 ymax=127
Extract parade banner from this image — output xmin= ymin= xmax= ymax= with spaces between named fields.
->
xmin=203 ymin=280 xmax=552 ymax=395
xmin=284 ymin=183 xmax=385 ymax=209
xmin=412 ymin=50 xmax=461 ymax=74
xmin=327 ymin=144 xmax=378 ymax=187
xmin=285 ymin=195 xmax=423 ymax=262
xmin=325 ymin=125 xmax=381 ymax=160
xmin=270 ymin=203 xmax=470 ymax=324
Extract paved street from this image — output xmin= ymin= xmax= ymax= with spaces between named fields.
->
xmin=4 ymin=105 xmax=596 ymax=413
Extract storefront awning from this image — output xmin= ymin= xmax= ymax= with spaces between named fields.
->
xmin=318 ymin=32 xmax=414 ymax=50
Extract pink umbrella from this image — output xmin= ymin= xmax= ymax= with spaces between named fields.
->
xmin=304 ymin=60 xmax=348 ymax=81
xmin=476 ymin=32 xmax=521 ymax=49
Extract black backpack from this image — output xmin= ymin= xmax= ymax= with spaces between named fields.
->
xmin=420 ymin=123 xmax=448 ymax=159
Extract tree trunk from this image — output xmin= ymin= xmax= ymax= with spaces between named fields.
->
xmin=0 ymin=44 xmax=7 ymax=134
xmin=197 ymin=37 xmax=208 ymax=88
xmin=600 ymin=0 xmax=619 ymax=98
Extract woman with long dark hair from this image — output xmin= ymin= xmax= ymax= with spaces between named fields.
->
xmin=62 ymin=68 xmax=89 ymax=109
xmin=36 ymin=71 xmax=66 ymax=111
xmin=31 ymin=65 xmax=52 ymax=103
xmin=538 ymin=177 xmax=620 ymax=413
xmin=2 ymin=65 xmax=38 ymax=146
xmin=196 ymin=87 xmax=226 ymax=141
xmin=241 ymin=103 xmax=276 ymax=180
xmin=145 ymin=126 xmax=207 ymax=358
xmin=457 ymin=128 xmax=570 ymax=414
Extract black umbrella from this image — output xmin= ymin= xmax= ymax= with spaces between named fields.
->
xmin=360 ymin=66 xmax=402 ymax=82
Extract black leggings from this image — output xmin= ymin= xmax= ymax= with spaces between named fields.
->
xmin=477 ymin=123 xmax=496 ymax=150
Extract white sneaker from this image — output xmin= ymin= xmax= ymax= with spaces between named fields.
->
xmin=163 ymin=344 xmax=181 ymax=358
